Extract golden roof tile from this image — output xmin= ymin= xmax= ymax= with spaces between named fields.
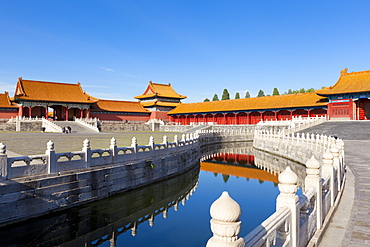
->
xmin=91 ymin=99 xmax=150 ymax=113
xmin=135 ymin=81 xmax=187 ymax=99
xmin=316 ymin=68 xmax=370 ymax=95
xmin=14 ymin=78 xmax=97 ymax=104
xmin=169 ymin=92 xmax=327 ymax=114
xmin=0 ymin=92 xmax=18 ymax=108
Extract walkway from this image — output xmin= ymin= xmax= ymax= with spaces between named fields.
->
xmin=300 ymin=121 xmax=370 ymax=246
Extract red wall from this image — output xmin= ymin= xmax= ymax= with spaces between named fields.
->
xmin=169 ymin=107 xmax=327 ymax=125
xmin=328 ymin=100 xmax=353 ymax=120
xmin=0 ymin=109 xmax=18 ymax=119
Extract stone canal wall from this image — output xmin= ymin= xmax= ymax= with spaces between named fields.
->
xmin=0 ymin=134 xmax=200 ymax=226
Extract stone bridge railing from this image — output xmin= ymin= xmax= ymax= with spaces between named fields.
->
xmin=207 ymin=127 xmax=345 ymax=247
xmin=198 ymin=126 xmax=255 ymax=146
xmin=0 ymin=133 xmax=201 ymax=225
xmin=0 ymin=134 xmax=199 ymax=181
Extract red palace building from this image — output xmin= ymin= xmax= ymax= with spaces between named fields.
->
xmin=316 ymin=68 xmax=370 ymax=120
xmin=1 ymin=68 xmax=370 ymax=123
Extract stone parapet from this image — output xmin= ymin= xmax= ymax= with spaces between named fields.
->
xmin=0 ymin=134 xmax=200 ymax=226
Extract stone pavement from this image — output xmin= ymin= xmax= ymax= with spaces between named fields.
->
xmin=300 ymin=121 xmax=370 ymax=247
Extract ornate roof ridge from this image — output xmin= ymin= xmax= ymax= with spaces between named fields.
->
xmin=341 ymin=68 xmax=370 ymax=76
xmin=21 ymin=79 xmax=81 ymax=86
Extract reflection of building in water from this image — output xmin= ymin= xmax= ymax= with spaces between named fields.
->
xmin=201 ymin=161 xmax=278 ymax=183
xmin=201 ymin=141 xmax=306 ymax=187
xmin=0 ymin=166 xmax=199 ymax=247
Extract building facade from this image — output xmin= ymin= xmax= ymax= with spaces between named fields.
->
xmin=135 ymin=81 xmax=187 ymax=121
xmin=4 ymin=68 xmax=370 ymax=124
xmin=168 ymin=92 xmax=328 ymax=125
xmin=316 ymin=68 xmax=370 ymax=120
xmin=13 ymin=78 xmax=96 ymax=120
xmin=0 ymin=92 xmax=18 ymax=119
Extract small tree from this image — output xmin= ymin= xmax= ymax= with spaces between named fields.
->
xmin=287 ymin=89 xmax=293 ymax=94
xmin=212 ymin=94 xmax=219 ymax=101
xmin=235 ymin=92 xmax=240 ymax=99
xmin=204 ymin=98 xmax=210 ymax=102
xmin=272 ymin=88 xmax=280 ymax=96
xmin=257 ymin=90 xmax=265 ymax=97
xmin=221 ymin=89 xmax=230 ymax=100
xmin=245 ymin=91 xmax=250 ymax=98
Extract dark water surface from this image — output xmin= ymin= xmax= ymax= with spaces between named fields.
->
xmin=0 ymin=144 xmax=283 ymax=247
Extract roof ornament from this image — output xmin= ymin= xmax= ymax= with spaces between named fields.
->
xmin=340 ymin=68 xmax=348 ymax=76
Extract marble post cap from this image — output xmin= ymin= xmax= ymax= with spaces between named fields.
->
xmin=210 ymin=191 xmax=241 ymax=222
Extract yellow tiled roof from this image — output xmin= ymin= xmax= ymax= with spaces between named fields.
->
xmin=0 ymin=92 xmax=18 ymax=108
xmin=91 ymin=99 xmax=150 ymax=113
xmin=140 ymin=100 xmax=181 ymax=107
xmin=316 ymin=68 xmax=370 ymax=95
xmin=169 ymin=92 xmax=327 ymax=114
xmin=135 ymin=81 xmax=187 ymax=99
xmin=14 ymin=78 xmax=97 ymax=103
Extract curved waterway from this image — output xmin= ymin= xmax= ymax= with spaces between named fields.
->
xmin=0 ymin=142 xmax=305 ymax=247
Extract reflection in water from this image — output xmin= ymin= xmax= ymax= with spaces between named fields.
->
xmin=0 ymin=141 xmax=305 ymax=246
xmin=202 ymin=141 xmax=306 ymax=186
xmin=201 ymin=152 xmax=279 ymax=184
xmin=0 ymin=166 xmax=200 ymax=247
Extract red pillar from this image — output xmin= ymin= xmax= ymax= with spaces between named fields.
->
xmin=247 ymin=112 xmax=250 ymax=124
xmin=65 ymin=106 xmax=69 ymax=120
xmin=234 ymin=113 xmax=238 ymax=125
xmin=260 ymin=111 xmax=263 ymax=122
xmin=307 ymin=109 xmax=311 ymax=118
xmin=28 ymin=107 xmax=32 ymax=117
xmin=87 ymin=108 xmax=90 ymax=118
xmin=290 ymin=110 xmax=293 ymax=120
xmin=223 ymin=114 xmax=226 ymax=124
xmin=45 ymin=106 xmax=48 ymax=119
xmin=19 ymin=105 xmax=23 ymax=116
xmin=274 ymin=111 xmax=277 ymax=120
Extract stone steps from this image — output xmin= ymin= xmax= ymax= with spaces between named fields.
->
xmin=54 ymin=121 xmax=97 ymax=134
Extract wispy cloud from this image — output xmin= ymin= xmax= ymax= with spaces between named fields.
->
xmin=124 ymin=74 xmax=140 ymax=79
xmin=99 ymin=67 xmax=115 ymax=72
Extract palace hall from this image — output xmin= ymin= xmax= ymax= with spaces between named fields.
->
xmin=1 ymin=68 xmax=369 ymax=124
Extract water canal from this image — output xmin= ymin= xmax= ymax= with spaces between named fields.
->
xmin=0 ymin=142 xmax=305 ymax=247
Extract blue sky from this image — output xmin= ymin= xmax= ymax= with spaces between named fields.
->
xmin=1 ymin=0 xmax=370 ymax=102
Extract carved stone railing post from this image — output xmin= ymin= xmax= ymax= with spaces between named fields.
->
xmin=305 ymin=156 xmax=323 ymax=229
xmin=322 ymin=150 xmax=335 ymax=206
xmin=46 ymin=140 xmax=57 ymax=174
xmin=110 ymin=137 xmax=117 ymax=163
xmin=149 ymin=136 xmax=155 ymax=155
xmin=276 ymin=166 xmax=299 ymax=247
xmin=174 ymin=135 xmax=179 ymax=152
xmin=131 ymin=137 xmax=138 ymax=159
xmin=330 ymin=145 xmax=341 ymax=192
xmin=206 ymin=191 xmax=245 ymax=247
xmin=0 ymin=143 xmax=8 ymax=180
xmin=82 ymin=139 xmax=91 ymax=168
